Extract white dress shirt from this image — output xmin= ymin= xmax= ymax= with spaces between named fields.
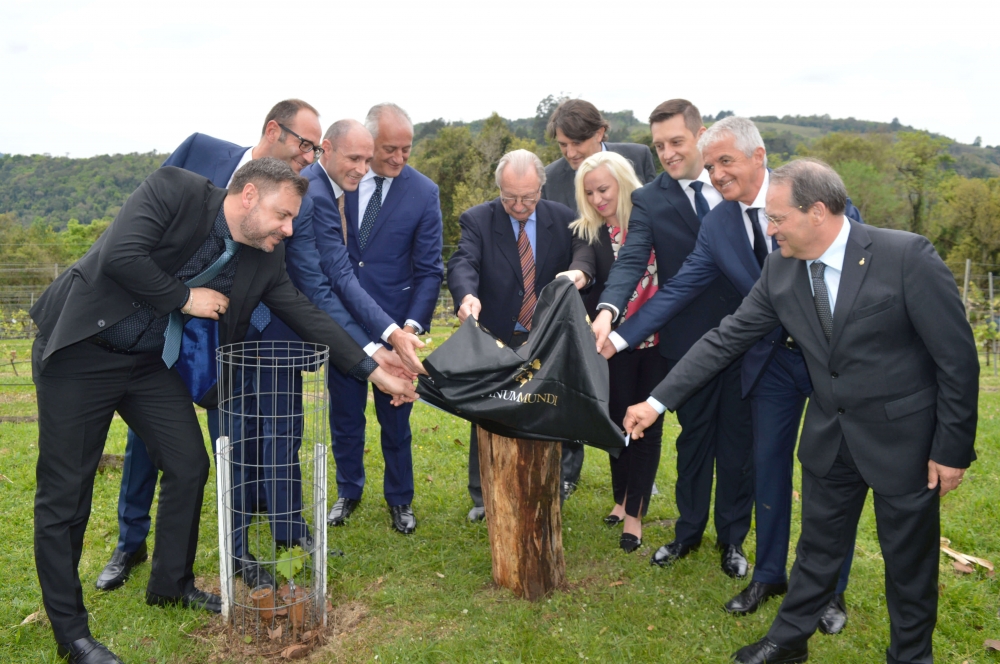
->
xmin=606 ymin=170 xmax=721 ymax=352
xmin=738 ymin=170 xmax=772 ymax=253
xmin=807 ymin=215 xmax=851 ymax=315
xmin=225 ymin=148 xmax=255 ymax=188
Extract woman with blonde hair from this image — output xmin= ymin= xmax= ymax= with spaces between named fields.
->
xmin=571 ymin=151 xmax=667 ymax=553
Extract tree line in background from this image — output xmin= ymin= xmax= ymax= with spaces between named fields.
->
xmin=2 ymin=96 xmax=1000 ymax=290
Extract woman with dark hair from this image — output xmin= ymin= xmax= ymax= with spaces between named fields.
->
xmin=570 ymin=151 xmax=667 ymax=553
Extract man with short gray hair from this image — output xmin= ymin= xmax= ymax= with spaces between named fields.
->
xmin=625 ymin=157 xmax=978 ymax=664
xmin=448 ymin=148 xmax=596 ymax=520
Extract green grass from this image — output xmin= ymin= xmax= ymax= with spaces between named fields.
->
xmin=1 ymin=336 xmax=999 ymax=662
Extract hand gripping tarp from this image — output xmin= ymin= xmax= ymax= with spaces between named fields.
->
xmin=417 ymin=277 xmax=624 ymax=454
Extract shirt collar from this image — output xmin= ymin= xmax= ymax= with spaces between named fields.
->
xmin=509 ymin=210 xmax=537 ymax=226
xmin=678 ymin=168 xmax=714 ymax=190
xmin=224 ymin=148 xmax=255 ymax=189
xmin=738 ymin=169 xmax=769 ymax=213
xmin=601 ymin=142 xmax=608 ymax=152
xmin=322 ymin=166 xmax=344 ymax=198
xmin=362 ymin=168 xmax=393 ymax=185
xmin=810 ymin=216 xmax=852 ymax=273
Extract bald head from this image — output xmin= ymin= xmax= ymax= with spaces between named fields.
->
xmin=320 ymin=120 xmax=374 ymax=192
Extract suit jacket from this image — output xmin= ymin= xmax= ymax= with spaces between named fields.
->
xmin=600 ymin=173 xmax=744 ymax=361
xmin=342 ymin=165 xmax=444 ymax=330
xmin=541 ymin=142 xmax=657 ymax=212
xmin=651 ymin=221 xmax=979 ymax=495
xmin=163 ymin=133 xmax=247 ymax=187
xmin=30 ymin=167 xmax=368 ymax=379
xmin=447 ymin=198 xmax=596 ymax=344
xmin=617 ymin=196 xmax=864 ymax=396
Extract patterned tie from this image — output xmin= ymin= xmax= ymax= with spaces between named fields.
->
xmin=516 ymin=219 xmax=537 ymax=331
xmin=747 ymin=208 xmax=768 ymax=268
xmin=810 ymin=261 xmax=833 ymax=341
xmin=250 ymin=303 xmax=271 ymax=332
xmin=358 ymin=176 xmax=384 ymax=250
xmin=337 ymin=193 xmax=348 ymax=244
xmin=163 ymin=238 xmax=238 ymax=368
xmin=689 ymin=181 xmax=711 ymax=222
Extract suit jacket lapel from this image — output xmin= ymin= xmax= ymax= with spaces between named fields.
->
xmin=724 ymin=202 xmax=761 ymax=284
xmin=363 ymin=167 xmax=409 ymax=250
xmin=492 ymin=200 xmax=522 ymax=284
xmin=225 ymin=246 xmax=262 ymax=343
xmin=792 ymin=259 xmax=830 ymax=351
xmin=534 ymin=206 xmax=553 ymax=285
xmin=214 ymin=147 xmax=249 ymax=188
xmin=344 ymin=189 xmax=360 ymax=255
xmin=664 ymin=177 xmax=701 ymax=238
xmin=829 ymin=221 xmax=873 ymax=352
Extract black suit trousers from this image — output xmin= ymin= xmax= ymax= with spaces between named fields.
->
xmin=768 ymin=441 xmax=939 ymax=664
xmin=671 ymin=357 xmax=754 ymax=547
xmin=33 ymin=337 xmax=210 ymax=643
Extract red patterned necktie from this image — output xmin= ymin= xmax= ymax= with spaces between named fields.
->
xmin=516 ymin=219 xmax=537 ymax=330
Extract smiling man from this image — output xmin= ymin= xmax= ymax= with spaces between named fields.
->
xmin=29 ymin=158 xmax=416 ymax=664
xmin=592 ymin=100 xmax=754 ymax=579
xmin=624 ymin=157 xmax=978 ymax=664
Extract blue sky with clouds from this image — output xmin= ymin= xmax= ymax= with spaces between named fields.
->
xmin=2 ymin=0 xmax=998 ymax=157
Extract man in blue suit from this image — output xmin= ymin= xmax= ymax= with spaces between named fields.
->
xmin=323 ymin=103 xmax=443 ymax=534
xmin=602 ymin=117 xmax=857 ymax=632
xmin=95 ymin=99 xmax=329 ymax=592
xmin=592 ymin=100 xmax=753 ymax=579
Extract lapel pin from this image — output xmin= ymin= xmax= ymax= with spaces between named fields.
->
xmin=859 ymin=258 xmax=865 ymax=265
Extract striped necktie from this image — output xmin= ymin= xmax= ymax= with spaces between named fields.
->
xmin=516 ymin=219 xmax=537 ymax=331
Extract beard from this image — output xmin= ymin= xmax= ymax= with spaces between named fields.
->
xmin=239 ymin=204 xmax=285 ymax=252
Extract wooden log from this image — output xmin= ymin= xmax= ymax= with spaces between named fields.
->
xmin=477 ymin=428 xmax=565 ymax=600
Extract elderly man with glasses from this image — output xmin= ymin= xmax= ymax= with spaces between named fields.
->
xmin=447 ymin=148 xmax=596 ymax=521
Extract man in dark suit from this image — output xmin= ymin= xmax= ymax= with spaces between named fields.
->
xmin=96 ymin=100 xmax=331 ymax=594
xmin=31 ymin=159 xmax=416 ymax=664
xmin=539 ymin=98 xmax=657 ymax=497
xmin=447 ymin=149 xmax=597 ymax=520
xmin=625 ymin=158 xmax=978 ymax=664
xmin=330 ymin=103 xmax=444 ymax=534
xmin=602 ymin=117 xmax=858 ymax=629
xmin=592 ymin=100 xmax=753 ymax=578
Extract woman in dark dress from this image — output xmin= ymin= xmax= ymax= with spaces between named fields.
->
xmin=571 ymin=151 xmax=667 ymax=553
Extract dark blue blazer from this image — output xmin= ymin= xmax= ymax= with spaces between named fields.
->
xmin=161 ymin=133 xmax=247 ymax=404
xmin=600 ymin=172 xmax=744 ymax=362
xmin=341 ymin=165 xmax=444 ymax=330
xmin=617 ymin=194 xmax=864 ymax=396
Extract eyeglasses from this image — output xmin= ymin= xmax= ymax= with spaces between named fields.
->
xmin=763 ymin=204 xmax=808 ymax=228
xmin=499 ymin=189 xmax=541 ymax=207
xmin=278 ymin=124 xmax=324 ymax=158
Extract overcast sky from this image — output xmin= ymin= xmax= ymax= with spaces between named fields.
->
xmin=2 ymin=0 xmax=998 ymax=158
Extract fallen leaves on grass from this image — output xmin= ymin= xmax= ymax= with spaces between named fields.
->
xmin=267 ymin=625 xmax=282 ymax=640
xmin=941 ymin=538 xmax=994 ymax=575
xmin=436 ymin=572 xmax=445 ymax=578
xmin=20 ymin=611 xmax=42 ymax=625
xmin=280 ymin=643 xmax=310 ymax=659
xmin=985 ymin=639 xmax=1000 ymax=651
xmin=609 ymin=581 xmax=624 ymax=587
xmin=454 ymin=438 xmax=463 ymax=446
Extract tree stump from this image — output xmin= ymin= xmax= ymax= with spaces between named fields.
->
xmin=477 ymin=428 xmax=565 ymax=600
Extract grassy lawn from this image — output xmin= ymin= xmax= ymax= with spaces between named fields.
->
xmin=1 ymin=335 xmax=999 ymax=663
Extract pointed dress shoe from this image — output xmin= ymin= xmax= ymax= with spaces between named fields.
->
xmin=389 ymin=504 xmax=417 ymax=534
xmin=619 ymin=533 xmax=642 ymax=553
xmin=719 ymin=542 xmax=749 ymax=579
xmin=94 ymin=540 xmax=148 ymax=591
xmin=724 ymin=581 xmax=788 ymax=615
xmin=818 ymin=593 xmax=848 ymax=635
xmin=650 ymin=540 xmax=699 ymax=567
xmin=733 ymin=637 xmax=808 ymax=663
xmin=57 ymin=636 xmax=124 ymax=664
xmin=146 ymin=587 xmax=222 ymax=614
xmin=327 ymin=497 xmax=360 ymax=526
xmin=236 ymin=553 xmax=275 ymax=589
xmin=468 ymin=506 xmax=486 ymax=522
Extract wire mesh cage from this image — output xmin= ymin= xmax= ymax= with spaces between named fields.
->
xmin=215 ymin=340 xmax=329 ymax=644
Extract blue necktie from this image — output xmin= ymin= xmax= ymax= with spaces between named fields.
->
xmin=162 ymin=239 xmax=238 ymax=368
xmin=250 ymin=303 xmax=271 ymax=332
xmin=747 ymin=208 xmax=768 ymax=268
xmin=689 ymin=181 xmax=711 ymax=222
xmin=358 ymin=176 xmax=385 ymax=251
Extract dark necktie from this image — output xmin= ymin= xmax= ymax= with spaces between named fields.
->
xmin=359 ymin=176 xmax=385 ymax=250
xmin=689 ymin=181 xmax=711 ymax=222
xmin=810 ymin=261 xmax=833 ymax=341
xmin=163 ymin=238 xmax=238 ymax=368
xmin=250 ymin=303 xmax=271 ymax=332
xmin=747 ymin=208 xmax=768 ymax=268
xmin=516 ymin=220 xmax=537 ymax=331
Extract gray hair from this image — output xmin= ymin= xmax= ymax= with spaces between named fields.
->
xmin=324 ymin=119 xmax=369 ymax=150
xmin=495 ymin=149 xmax=547 ymax=189
xmin=365 ymin=103 xmax=413 ymax=140
xmin=770 ymin=158 xmax=848 ymax=215
xmin=228 ymin=157 xmax=308 ymax=198
xmin=698 ymin=116 xmax=768 ymax=167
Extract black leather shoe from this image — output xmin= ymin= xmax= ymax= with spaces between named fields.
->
xmin=724 ymin=581 xmax=788 ymax=615
xmin=94 ymin=541 xmax=147 ymax=591
xmin=236 ymin=553 xmax=275 ymax=589
xmin=468 ymin=506 xmax=486 ymax=522
xmin=650 ymin=540 xmax=699 ymax=567
xmin=57 ymin=637 xmax=124 ymax=663
xmin=327 ymin=497 xmax=360 ymax=526
xmin=603 ymin=514 xmax=623 ymax=525
xmin=389 ymin=504 xmax=416 ymax=534
xmin=561 ymin=481 xmax=577 ymax=501
xmin=818 ymin=593 xmax=847 ymax=635
xmin=619 ymin=533 xmax=642 ymax=553
xmin=733 ymin=637 xmax=808 ymax=663
xmin=146 ymin=587 xmax=222 ymax=614
xmin=718 ymin=542 xmax=749 ymax=579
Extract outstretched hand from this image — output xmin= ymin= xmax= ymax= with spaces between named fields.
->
xmin=623 ymin=401 xmax=660 ymax=439
xmin=373 ymin=347 xmax=417 ymax=380
xmin=458 ymin=294 xmax=482 ymax=323
xmin=368 ymin=366 xmax=418 ymax=406
xmin=592 ymin=309 xmax=613 ymax=353
xmin=388 ymin=328 xmax=428 ymax=376
xmin=556 ymin=269 xmax=588 ymax=290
